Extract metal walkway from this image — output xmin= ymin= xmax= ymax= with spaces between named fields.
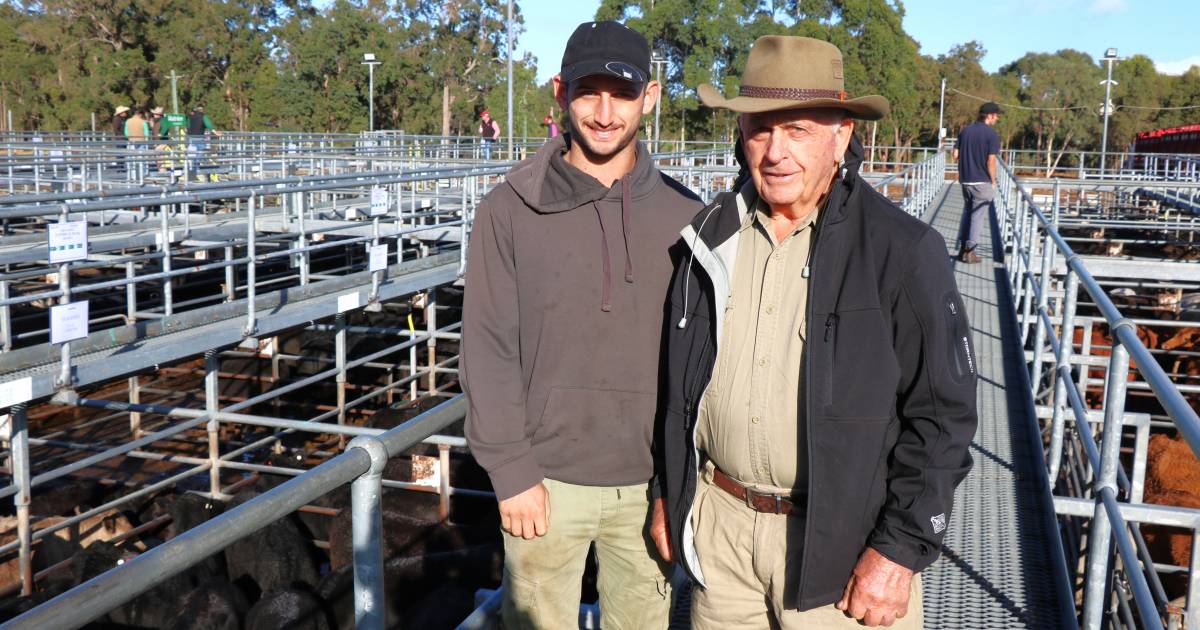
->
xmin=920 ymin=184 xmax=1067 ymax=628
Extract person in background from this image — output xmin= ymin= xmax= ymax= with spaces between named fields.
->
xmin=150 ymin=106 xmax=166 ymax=139
xmin=462 ymin=20 xmax=702 ymax=630
xmin=112 ymin=106 xmax=130 ymax=172
xmin=544 ymin=113 xmax=559 ymax=138
xmin=952 ymin=102 xmax=1002 ymax=264
xmin=112 ymin=106 xmax=130 ymax=138
xmin=187 ymin=105 xmax=221 ymax=179
xmin=123 ymin=108 xmax=151 ymax=176
xmin=478 ymin=109 xmax=500 ymax=159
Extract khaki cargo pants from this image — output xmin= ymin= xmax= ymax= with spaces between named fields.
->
xmin=691 ymin=467 xmax=923 ymax=629
xmin=501 ymin=478 xmax=673 ymax=629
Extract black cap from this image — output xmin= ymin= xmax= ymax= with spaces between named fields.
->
xmin=560 ymin=21 xmax=650 ymax=85
xmin=979 ymin=102 xmax=1001 ymax=115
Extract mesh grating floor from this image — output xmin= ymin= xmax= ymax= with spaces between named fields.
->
xmin=666 ymin=184 xmax=1069 ymax=629
xmin=919 ymin=184 xmax=1067 ymax=629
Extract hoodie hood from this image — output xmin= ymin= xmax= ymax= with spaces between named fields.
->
xmin=505 ymin=133 xmax=661 ymax=311
xmin=506 ymin=133 xmax=660 ymax=213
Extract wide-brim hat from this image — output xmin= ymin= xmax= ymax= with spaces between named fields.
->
xmin=698 ymin=36 xmax=889 ymax=120
xmin=114 ymin=106 xmax=130 ymax=116
xmin=150 ymin=106 xmax=164 ymax=115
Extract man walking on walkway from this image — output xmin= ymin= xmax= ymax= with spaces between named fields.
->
xmin=187 ymin=105 xmax=221 ymax=179
xmin=462 ymin=20 xmax=701 ymax=630
xmin=652 ymin=36 xmax=978 ymax=629
xmin=953 ymin=102 xmax=1002 ymax=264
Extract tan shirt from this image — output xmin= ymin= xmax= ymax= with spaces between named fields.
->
xmin=695 ymin=186 xmax=816 ymax=494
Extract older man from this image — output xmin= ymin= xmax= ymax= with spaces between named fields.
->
xmin=651 ymin=36 xmax=978 ymax=628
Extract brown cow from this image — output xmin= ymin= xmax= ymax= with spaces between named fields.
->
xmin=1142 ymin=434 xmax=1200 ymax=598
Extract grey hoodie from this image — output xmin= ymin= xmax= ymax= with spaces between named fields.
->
xmin=462 ymin=134 xmax=702 ymax=500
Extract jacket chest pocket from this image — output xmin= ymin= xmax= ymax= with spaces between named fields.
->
xmin=815 ymin=308 xmax=899 ymax=419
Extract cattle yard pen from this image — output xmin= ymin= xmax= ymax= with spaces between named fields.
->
xmin=0 ymin=131 xmax=1198 ymax=629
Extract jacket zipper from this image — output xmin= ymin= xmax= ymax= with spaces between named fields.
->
xmin=824 ymin=313 xmax=839 ymax=342
xmin=798 ymin=179 xmax=841 ymax=605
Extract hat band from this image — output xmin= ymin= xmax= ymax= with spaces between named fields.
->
xmin=738 ymin=85 xmax=847 ymax=101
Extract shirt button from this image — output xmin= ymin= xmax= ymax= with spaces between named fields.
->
xmin=751 ymin=416 xmax=761 ymax=424
xmin=758 ymin=358 xmax=768 ymax=367
xmin=765 ymin=304 xmax=776 ymax=315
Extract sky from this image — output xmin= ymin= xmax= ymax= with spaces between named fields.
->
xmin=516 ymin=0 xmax=1200 ymax=84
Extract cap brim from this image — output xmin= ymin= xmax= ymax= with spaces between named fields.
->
xmin=698 ymin=83 xmax=889 ymax=121
xmin=561 ymin=60 xmax=648 ymax=85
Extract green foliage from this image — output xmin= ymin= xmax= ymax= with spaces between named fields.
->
xmin=0 ymin=0 xmax=1197 ymax=151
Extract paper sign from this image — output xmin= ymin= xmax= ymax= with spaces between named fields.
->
xmin=48 ymin=221 xmax=88 ymax=264
xmin=370 ymin=187 xmax=388 ymax=217
xmin=369 ymin=244 xmax=388 ymax=272
xmin=0 ymin=377 xmax=33 ymax=409
xmin=50 ymin=301 xmax=89 ymax=344
xmin=346 ymin=207 xmax=359 ymax=220
xmin=337 ymin=292 xmax=361 ymax=313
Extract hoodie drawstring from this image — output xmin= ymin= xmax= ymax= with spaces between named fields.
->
xmin=595 ymin=174 xmax=635 ymax=313
xmin=595 ymin=202 xmax=614 ymax=312
xmin=620 ymin=173 xmax=634 ymax=284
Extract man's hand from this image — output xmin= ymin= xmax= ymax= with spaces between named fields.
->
xmin=836 ymin=547 xmax=914 ymax=627
xmin=650 ymin=497 xmax=672 ymax=562
xmin=498 ymin=482 xmax=550 ymax=540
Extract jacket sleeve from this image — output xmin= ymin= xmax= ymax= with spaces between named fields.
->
xmin=461 ymin=193 xmax=542 ymax=501
xmin=649 ymin=242 xmax=690 ymax=501
xmin=868 ymin=229 xmax=978 ymax=572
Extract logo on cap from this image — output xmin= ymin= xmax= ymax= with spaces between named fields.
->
xmin=605 ymin=61 xmax=642 ymax=82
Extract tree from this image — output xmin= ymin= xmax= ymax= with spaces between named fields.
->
xmin=1001 ymin=50 xmax=1102 ymax=176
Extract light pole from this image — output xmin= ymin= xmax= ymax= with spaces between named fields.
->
xmin=1099 ymin=47 xmax=1120 ymax=178
xmin=651 ymin=52 xmax=666 ymax=154
xmin=361 ymin=53 xmax=381 ymax=132
xmin=506 ymin=0 xmax=514 ymax=160
xmin=937 ymin=77 xmax=947 ymax=148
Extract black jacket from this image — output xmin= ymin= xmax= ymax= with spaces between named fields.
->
xmin=655 ymin=139 xmax=978 ymax=610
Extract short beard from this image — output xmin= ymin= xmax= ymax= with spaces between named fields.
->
xmin=566 ymin=114 xmax=643 ymax=163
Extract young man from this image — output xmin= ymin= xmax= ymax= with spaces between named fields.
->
xmin=477 ymin=110 xmax=500 ymax=159
xmin=953 ymin=102 xmax=1002 ymax=263
xmin=462 ymin=20 xmax=702 ymax=630
xmin=653 ymin=36 xmax=977 ymax=628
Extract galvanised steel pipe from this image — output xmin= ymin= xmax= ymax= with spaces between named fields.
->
xmin=1099 ymin=487 xmax=1164 ymax=629
xmin=1 ymin=396 xmax=466 ymax=630
xmin=1047 ymin=271 xmax=1080 ymax=484
xmin=348 ymin=436 xmax=387 ymax=629
xmin=1082 ymin=335 xmax=1132 ymax=629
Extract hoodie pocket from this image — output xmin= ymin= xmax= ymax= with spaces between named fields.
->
xmin=533 ymin=387 xmax=657 ymax=473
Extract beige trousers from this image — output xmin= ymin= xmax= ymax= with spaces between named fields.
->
xmin=690 ymin=468 xmax=924 ymax=630
xmin=501 ymin=478 xmax=673 ymax=629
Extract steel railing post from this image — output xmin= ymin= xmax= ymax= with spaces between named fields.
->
xmin=128 ymin=375 xmax=142 ymax=438
xmin=10 ymin=403 xmax=32 ymax=596
xmin=348 ymin=436 xmax=388 ymax=630
xmin=0 ymin=280 xmax=10 ymax=352
xmin=1189 ymin=531 xmax=1200 ymax=630
xmin=1082 ymin=331 xmax=1132 ymax=629
xmin=1048 ymin=270 xmax=1080 ymax=484
xmin=205 ymin=349 xmax=222 ymax=498
xmin=244 ymin=193 xmax=257 ymax=336
xmin=336 ymin=312 xmax=347 ymax=450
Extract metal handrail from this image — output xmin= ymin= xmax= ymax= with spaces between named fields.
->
xmin=998 ymin=158 xmax=1200 ymax=629
xmin=0 ymin=395 xmax=468 ymax=630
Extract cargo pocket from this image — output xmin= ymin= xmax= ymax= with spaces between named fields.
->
xmin=502 ymin=566 xmax=540 ymax=625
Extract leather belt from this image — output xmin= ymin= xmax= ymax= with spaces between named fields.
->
xmin=711 ymin=467 xmax=803 ymax=516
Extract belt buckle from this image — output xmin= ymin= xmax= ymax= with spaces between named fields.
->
xmin=744 ymin=486 xmax=757 ymax=510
